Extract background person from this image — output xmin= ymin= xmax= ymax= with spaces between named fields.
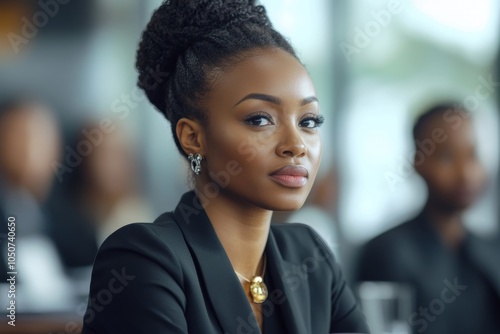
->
xmin=356 ymin=102 xmax=500 ymax=334
xmin=0 ymin=97 xmax=74 ymax=313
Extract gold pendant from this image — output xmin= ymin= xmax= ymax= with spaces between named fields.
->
xmin=249 ymin=276 xmax=268 ymax=304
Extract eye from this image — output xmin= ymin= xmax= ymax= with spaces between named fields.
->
xmin=244 ymin=113 xmax=274 ymax=127
xmin=300 ymin=114 xmax=325 ymax=129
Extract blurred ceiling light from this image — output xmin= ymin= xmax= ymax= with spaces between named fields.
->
xmin=412 ymin=0 xmax=491 ymax=32
xmin=403 ymin=0 xmax=500 ymax=64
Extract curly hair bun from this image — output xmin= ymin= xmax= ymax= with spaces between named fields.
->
xmin=136 ymin=0 xmax=271 ymax=115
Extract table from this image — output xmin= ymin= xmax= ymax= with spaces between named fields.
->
xmin=0 ymin=313 xmax=82 ymax=334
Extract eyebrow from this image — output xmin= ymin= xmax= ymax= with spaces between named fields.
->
xmin=233 ymin=93 xmax=318 ymax=108
xmin=300 ymin=96 xmax=319 ymax=106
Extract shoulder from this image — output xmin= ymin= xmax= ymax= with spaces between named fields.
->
xmin=88 ymin=212 xmax=190 ymax=299
xmin=83 ymin=213 xmax=191 ymax=331
xmin=362 ymin=219 xmax=418 ymax=254
xmin=100 ymin=212 xmax=182 ymax=250
xmin=467 ymin=232 xmax=500 ymax=255
xmin=94 ymin=212 xmax=189 ymax=277
xmin=356 ymin=218 xmax=423 ymax=281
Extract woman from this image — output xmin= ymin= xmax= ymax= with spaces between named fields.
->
xmin=82 ymin=1 xmax=369 ymax=333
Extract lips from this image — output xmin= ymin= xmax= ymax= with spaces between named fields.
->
xmin=269 ymin=165 xmax=309 ymax=188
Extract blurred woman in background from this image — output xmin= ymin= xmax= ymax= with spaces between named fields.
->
xmin=47 ymin=121 xmax=152 ymax=272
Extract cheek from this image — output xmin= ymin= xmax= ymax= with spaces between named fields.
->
xmin=468 ymin=162 xmax=487 ymax=189
xmin=308 ymin=135 xmax=322 ymax=162
xmin=204 ymin=125 xmax=264 ymax=176
xmin=304 ymin=134 xmax=322 ymax=177
xmin=423 ymin=164 xmax=453 ymax=189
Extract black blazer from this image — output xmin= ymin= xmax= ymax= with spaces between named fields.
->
xmin=356 ymin=213 xmax=500 ymax=334
xmin=82 ymin=191 xmax=369 ymax=333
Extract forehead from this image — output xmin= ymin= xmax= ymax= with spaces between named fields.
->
xmin=422 ymin=112 xmax=476 ymax=146
xmin=207 ymin=48 xmax=316 ymax=108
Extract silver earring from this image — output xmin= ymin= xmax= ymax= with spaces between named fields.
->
xmin=187 ymin=153 xmax=203 ymax=175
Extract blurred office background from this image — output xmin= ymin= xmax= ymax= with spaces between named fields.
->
xmin=0 ymin=0 xmax=499 ymax=332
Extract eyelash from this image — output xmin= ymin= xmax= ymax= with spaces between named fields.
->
xmin=244 ymin=113 xmax=325 ymax=128
xmin=301 ymin=115 xmax=325 ymax=128
xmin=244 ymin=112 xmax=273 ymax=126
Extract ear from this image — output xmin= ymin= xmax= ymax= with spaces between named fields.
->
xmin=176 ymin=118 xmax=206 ymax=155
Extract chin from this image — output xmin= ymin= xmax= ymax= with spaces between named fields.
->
xmin=456 ymin=202 xmax=476 ymax=212
xmin=223 ymin=180 xmax=314 ymax=211
xmin=257 ymin=191 xmax=310 ymax=211
xmin=270 ymin=203 xmax=305 ymax=212
xmin=455 ymin=195 xmax=481 ymax=211
xmin=445 ymin=200 xmax=474 ymax=213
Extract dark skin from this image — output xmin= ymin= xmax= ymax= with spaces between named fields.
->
xmin=413 ymin=111 xmax=486 ymax=250
xmin=176 ymin=47 xmax=322 ymax=331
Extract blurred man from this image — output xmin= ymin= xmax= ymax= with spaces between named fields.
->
xmin=356 ymin=103 xmax=500 ymax=334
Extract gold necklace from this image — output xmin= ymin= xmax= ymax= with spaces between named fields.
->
xmin=234 ymin=256 xmax=268 ymax=304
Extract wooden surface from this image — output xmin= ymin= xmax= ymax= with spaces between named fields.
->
xmin=0 ymin=314 xmax=82 ymax=334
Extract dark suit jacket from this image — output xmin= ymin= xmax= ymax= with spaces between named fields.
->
xmin=356 ymin=213 xmax=500 ymax=334
xmin=82 ymin=191 xmax=369 ymax=333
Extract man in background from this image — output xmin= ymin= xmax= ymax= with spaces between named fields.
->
xmin=356 ymin=102 xmax=500 ymax=334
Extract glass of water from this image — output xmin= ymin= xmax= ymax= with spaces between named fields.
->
xmin=357 ymin=281 xmax=414 ymax=334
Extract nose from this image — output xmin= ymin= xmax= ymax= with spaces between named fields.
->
xmin=275 ymin=127 xmax=307 ymax=158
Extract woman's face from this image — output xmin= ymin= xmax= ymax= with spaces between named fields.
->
xmin=200 ymin=48 xmax=322 ymax=211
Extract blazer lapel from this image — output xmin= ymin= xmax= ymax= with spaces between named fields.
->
xmin=265 ymin=229 xmax=309 ymax=334
xmin=172 ymin=191 xmax=260 ymax=334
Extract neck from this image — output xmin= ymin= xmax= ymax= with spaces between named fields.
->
xmin=422 ymin=201 xmax=466 ymax=249
xmin=194 ymin=187 xmax=272 ymax=278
